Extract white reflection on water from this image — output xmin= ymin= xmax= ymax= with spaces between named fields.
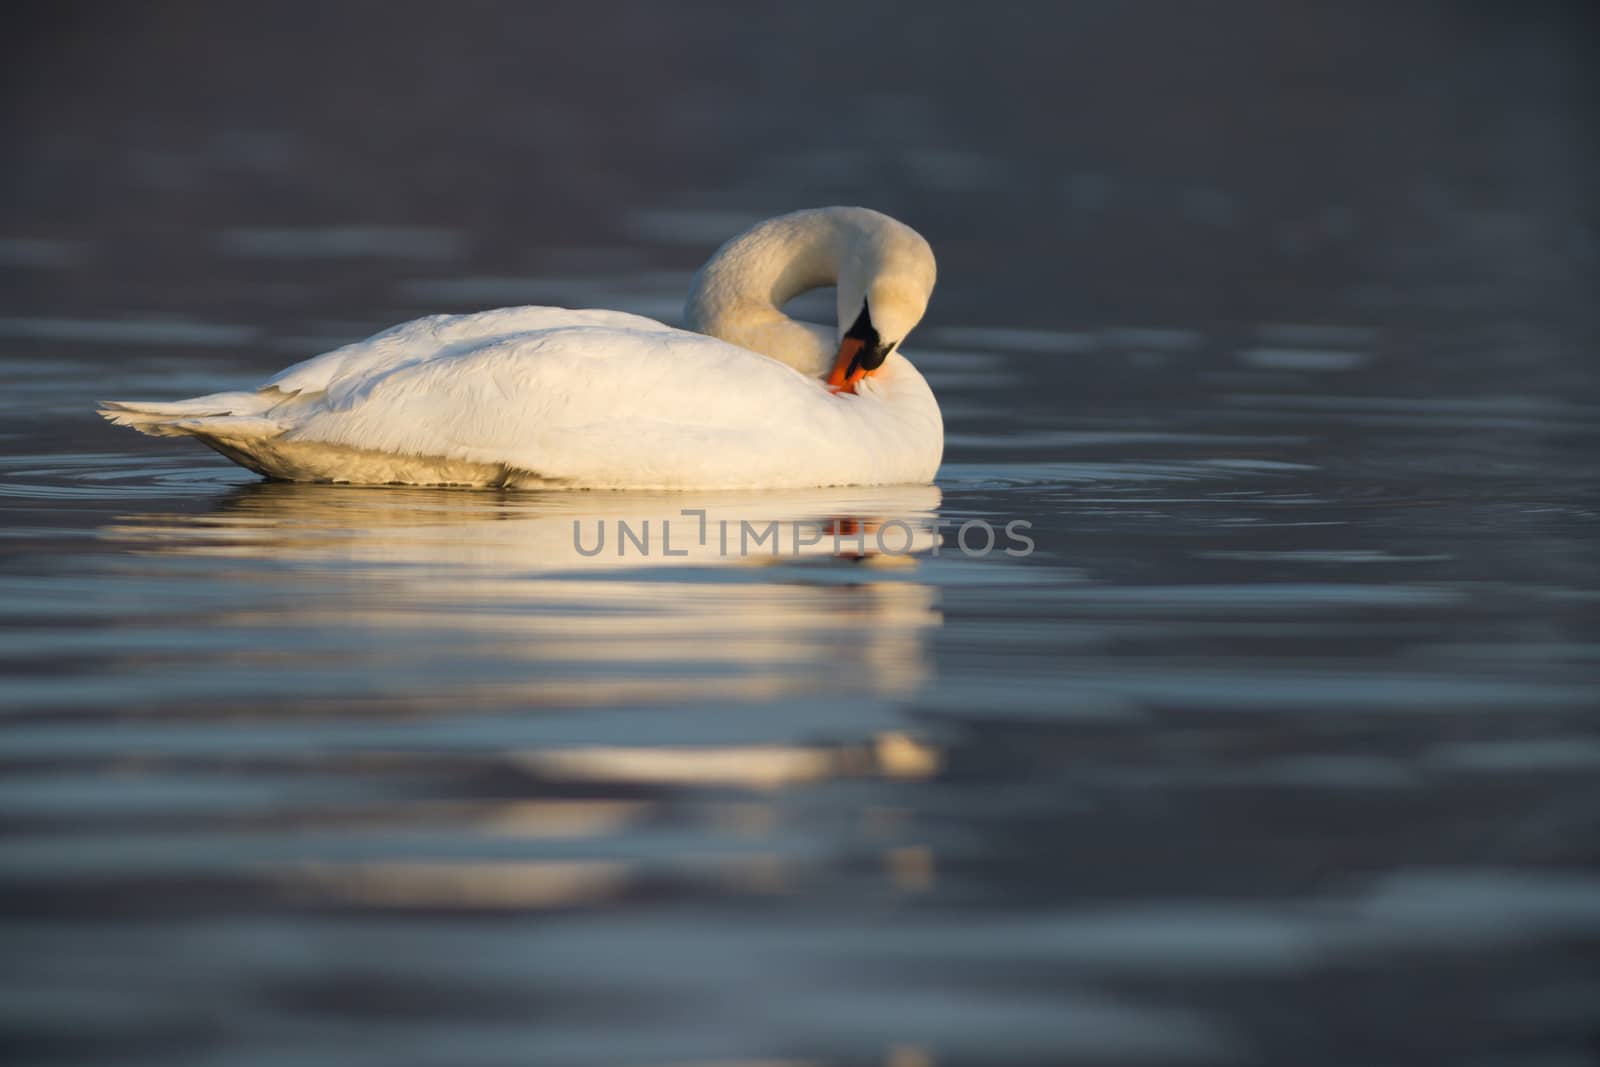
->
xmin=91 ymin=482 xmax=945 ymax=710
xmin=519 ymin=730 xmax=940 ymax=790
xmin=106 ymin=481 xmax=942 ymax=571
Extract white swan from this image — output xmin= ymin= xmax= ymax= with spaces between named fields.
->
xmin=100 ymin=207 xmax=941 ymax=490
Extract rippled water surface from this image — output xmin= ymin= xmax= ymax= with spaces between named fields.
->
xmin=5 ymin=5 xmax=1599 ymax=1066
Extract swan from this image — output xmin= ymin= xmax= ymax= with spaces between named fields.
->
xmin=99 ymin=207 xmax=942 ymax=490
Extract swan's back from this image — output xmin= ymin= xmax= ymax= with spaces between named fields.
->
xmin=266 ymin=307 xmax=675 ymax=403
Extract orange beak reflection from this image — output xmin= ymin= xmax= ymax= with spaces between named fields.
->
xmin=823 ymin=516 xmax=878 ymax=560
xmin=826 ymin=336 xmax=870 ymax=394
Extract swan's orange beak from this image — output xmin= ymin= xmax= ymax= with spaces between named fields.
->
xmin=826 ymin=337 xmax=871 ymax=394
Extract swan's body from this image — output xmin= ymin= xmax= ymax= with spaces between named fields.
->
xmin=101 ymin=207 xmax=942 ymax=490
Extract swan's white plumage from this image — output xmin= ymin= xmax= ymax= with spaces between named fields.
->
xmin=100 ymin=208 xmax=943 ymax=490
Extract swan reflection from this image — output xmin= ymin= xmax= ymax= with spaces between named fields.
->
xmin=99 ymin=483 xmax=945 ymax=705
xmin=109 ymin=482 xmax=943 ymax=569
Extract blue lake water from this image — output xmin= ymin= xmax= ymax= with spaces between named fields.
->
xmin=4 ymin=4 xmax=1598 ymax=1065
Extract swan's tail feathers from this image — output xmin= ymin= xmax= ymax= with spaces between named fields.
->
xmin=97 ymin=392 xmax=280 ymax=438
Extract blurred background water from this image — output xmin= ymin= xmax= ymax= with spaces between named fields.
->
xmin=3 ymin=2 xmax=1598 ymax=1065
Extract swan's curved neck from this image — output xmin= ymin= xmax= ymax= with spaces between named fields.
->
xmin=684 ymin=210 xmax=852 ymax=378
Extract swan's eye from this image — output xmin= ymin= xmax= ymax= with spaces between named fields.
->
xmin=844 ymin=299 xmax=879 ymax=347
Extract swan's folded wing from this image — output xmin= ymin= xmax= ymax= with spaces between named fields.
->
xmin=264 ymin=306 xmax=677 ymax=404
xmin=278 ymin=326 xmax=863 ymax=485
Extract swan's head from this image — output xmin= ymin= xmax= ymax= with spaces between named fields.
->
xmin=826 ymin=216 xmax=937 ymax=393
xmin=682 ymin=206 xmax=937 ymax=384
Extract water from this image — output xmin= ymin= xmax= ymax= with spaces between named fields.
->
xmin=4 ymin=4 xmax=1599 ymax=1065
